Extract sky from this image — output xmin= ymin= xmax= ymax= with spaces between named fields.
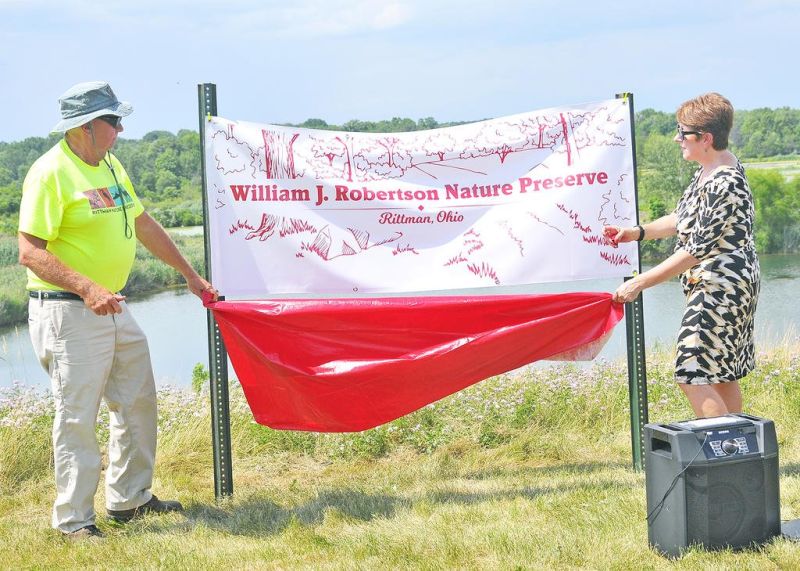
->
xmin=1 ymin=0 xmax=798 ymax=142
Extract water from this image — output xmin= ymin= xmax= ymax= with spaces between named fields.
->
xmin=0 ymin=290 xmax=209 ymax=389
xmin=2 ymin=254 xmax=798 ymax=389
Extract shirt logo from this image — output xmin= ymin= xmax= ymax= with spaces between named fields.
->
xmin=83 ymin=185 xmax=133 ymax=212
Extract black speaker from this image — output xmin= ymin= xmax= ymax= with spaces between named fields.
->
xmin=645 ymin=414 xmax=780 ymax=557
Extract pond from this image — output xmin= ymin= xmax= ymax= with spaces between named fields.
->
xmin=1 ymin=254 xmax=798 ymax=389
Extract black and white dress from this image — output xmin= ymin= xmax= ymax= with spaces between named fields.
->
xmin=673 ymin=162 xmax=760 ymax=384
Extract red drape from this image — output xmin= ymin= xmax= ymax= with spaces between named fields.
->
xmin=204 ymin=293 xmax=624 ymax=432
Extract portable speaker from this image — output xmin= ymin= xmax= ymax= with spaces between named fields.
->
xmin=645 ymin=414 xmax=781 ymax=557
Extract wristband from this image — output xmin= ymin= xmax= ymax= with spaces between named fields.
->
xmin=635 ymin=225 xmax=645 ymax=241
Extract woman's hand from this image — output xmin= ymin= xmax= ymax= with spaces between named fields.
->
xmin=603 ymin=226 xmax=639 ymax=248
xmin=612 ymin=277 xmax=645 ymax=304
xmin=603 ymin=225 xmax=637 ymax=247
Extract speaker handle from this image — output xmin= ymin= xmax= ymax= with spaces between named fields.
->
xmin=650 ymin=431 xmax=672 ymax=458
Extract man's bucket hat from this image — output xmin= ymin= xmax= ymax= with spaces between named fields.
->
xmin=52 ymin=81 xmax=133 ymax=133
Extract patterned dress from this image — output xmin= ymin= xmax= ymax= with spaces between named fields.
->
xmin=673 ymin=162 xmax=760 ymax=384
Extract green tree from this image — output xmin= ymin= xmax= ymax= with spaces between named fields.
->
xmin=637 ymin=134 xmax=694 ymax=220
xmin=154 ymin=148 xmax=180 ymax=176
xmin=299 ymin=118 xmax=330 ymax=129
xmin=732 ymin=108 xmax=800 ymax=158
xmin=749 ymin=169 xmax=800 ymax=253
xmin=0 ymin=184 xmax=21 ymax=215
xmin=417 ymin=117 xmax=438 ymax=130
xmin=155 ymin=170 xmax=180 ymax=196
xmin=0 ymin=167 xmax=13 ymax=186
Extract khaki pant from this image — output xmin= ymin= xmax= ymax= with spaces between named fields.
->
xmin=28 ymin=298 xmax=157 ymax=533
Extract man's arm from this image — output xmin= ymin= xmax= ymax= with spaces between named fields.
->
xmin=134 ymin=212 xmax=217 ymax=299
xmin=18 ymin=231 xmax=125 ymax=315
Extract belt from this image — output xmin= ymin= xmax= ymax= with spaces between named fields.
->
xmin=29 ymin=291 xmax=83 ymax=301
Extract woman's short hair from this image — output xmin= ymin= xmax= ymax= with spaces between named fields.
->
xmin=676 ymin=93 xmax=734 ymax=150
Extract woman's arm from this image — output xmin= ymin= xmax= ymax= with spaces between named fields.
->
xmin=612 ymin=248 xmax=698 ymax=303
xmin=603 ymin=212 xmax=678 ymax=245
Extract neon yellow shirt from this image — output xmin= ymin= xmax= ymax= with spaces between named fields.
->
xmin=19 ymin=139 xmax=144 ymax=292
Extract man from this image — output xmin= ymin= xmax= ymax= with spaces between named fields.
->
xmin=18 ymin=81 xmax=217 ymax=539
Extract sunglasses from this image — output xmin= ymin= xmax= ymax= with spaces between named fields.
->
xmin=97 ymin=114 xmax=122 ymax=128
xmin=676 ymin=125 xmax=702 ymax=141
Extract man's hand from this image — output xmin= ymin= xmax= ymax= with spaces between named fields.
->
xmin=18 ymin=231 xmax=119 ymax=313
xmin=187 ymin=275 xmax=219 ymax=302
xmin=82 ymin=284 xmax=126 ymax=315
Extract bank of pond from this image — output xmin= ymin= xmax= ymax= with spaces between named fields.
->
xmin=1 ymin=253 xmax=798 ymax=389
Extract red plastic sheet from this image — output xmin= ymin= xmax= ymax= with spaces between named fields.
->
xmin=204 ymin=293 xmax=624 ymax=432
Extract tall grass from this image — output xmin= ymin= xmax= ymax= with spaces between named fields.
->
xmin=2 ymin=345 xmax=800 ymax=568
xmin=0 ymin=233 xmax=206 ymax=328
xmin=0 ymin=236 xmax=27 ymax=327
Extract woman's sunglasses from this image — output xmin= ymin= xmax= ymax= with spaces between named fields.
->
xmin=676 ymin=125 xmax=702 ymax=141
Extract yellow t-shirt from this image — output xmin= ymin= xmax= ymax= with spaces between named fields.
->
xmin=18 ymin=139 xmax=145 ymax=292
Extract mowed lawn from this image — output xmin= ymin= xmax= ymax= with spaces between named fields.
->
xmin=2 ymin=346 xmax=800 ymax=569
xmin=744 ymin=158 xmax=800 ymax=180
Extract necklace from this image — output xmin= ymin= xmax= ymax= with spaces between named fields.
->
xmin=103 ymin=154 xmax=133 ymax=239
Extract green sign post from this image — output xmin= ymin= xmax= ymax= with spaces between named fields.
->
xmin=617 ymin=92 xmax=649 ymax=471
xmin=198 ymin=83 xmax=233 ymax=498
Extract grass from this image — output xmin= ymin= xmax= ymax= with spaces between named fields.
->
xmin=2 ymin=344 xmax=800 ymax=569
xmin=0 ymin=232 xmax=206 ymax=328
xmin=743 ymin=157 xmax=800 ymax=180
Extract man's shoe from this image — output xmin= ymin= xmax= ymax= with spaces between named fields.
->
xmin=107 ymin=494 xmax=184 ymax=522
xmin=64 ymin=524 xmax=105 ymax=539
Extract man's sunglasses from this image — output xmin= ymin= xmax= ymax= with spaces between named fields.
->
xmin=97 ymin=115 xmax=122 ymax=128
xmin=676 ymin=125 xmax=702 ymax=141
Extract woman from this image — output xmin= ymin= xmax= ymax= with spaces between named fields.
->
xmin=603 ymin=92 xmax=759 ymax=418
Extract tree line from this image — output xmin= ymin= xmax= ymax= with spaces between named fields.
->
xmin=634 ymin=108 xmax=800 ymax=257
xmin=0 ymin=108 xmax=798 ymax=255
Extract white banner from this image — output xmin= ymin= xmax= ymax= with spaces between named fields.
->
xmin=204 ymin=98 xmax=639 ymax=296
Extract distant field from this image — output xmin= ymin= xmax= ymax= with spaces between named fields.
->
xmin=743 ymin=158 xmax=800 ymax=179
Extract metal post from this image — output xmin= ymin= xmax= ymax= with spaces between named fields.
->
xmin=198 ymin=83 xmax=234 ymax=498
xmin=616 ymin=92 xmax=648 ymax=471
